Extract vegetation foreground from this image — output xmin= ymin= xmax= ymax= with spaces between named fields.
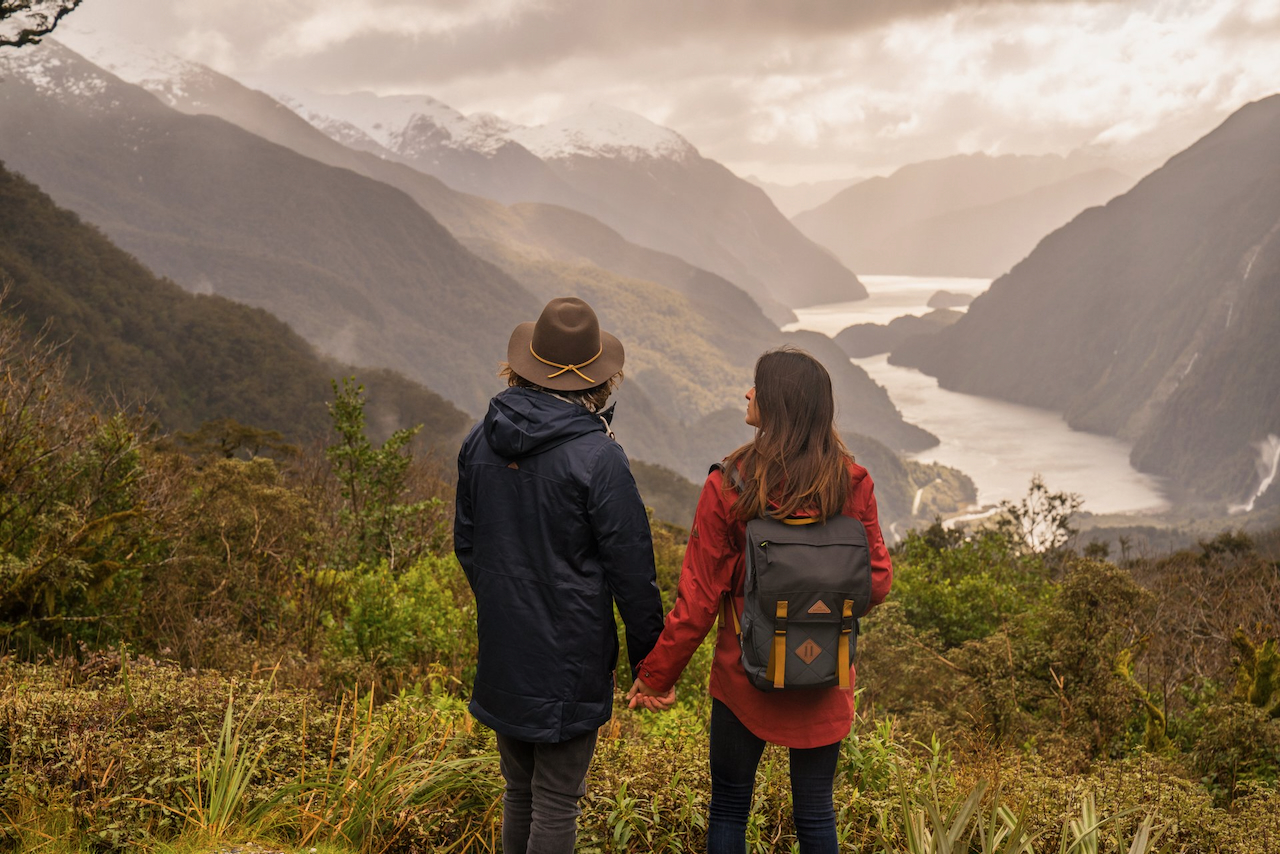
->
xmin=2 ymin=311 xmax=1279 ymax=852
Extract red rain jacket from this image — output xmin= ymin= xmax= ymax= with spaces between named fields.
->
xmin=636 ymin=462 xmax=893 ymax=748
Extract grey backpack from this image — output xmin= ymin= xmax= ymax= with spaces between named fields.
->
xmin=716 ymin=463 xmax=873 ymax=691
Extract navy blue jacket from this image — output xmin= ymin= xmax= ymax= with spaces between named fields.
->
xmin=454 ymin=387 xmax=665 ymax=743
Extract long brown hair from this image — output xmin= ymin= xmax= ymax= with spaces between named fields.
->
xmin=724 ymin=347 xmax=852 ymax=521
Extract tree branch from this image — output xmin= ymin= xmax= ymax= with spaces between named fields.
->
xmin=0 ymin=0 xmax=86 ymax=49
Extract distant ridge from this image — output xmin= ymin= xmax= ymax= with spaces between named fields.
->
xmin=793 ymin=153 xmax=1131 ymax=277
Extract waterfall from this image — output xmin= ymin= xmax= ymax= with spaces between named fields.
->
xmin=1229 ymin=434 xmax=1280 ymax=515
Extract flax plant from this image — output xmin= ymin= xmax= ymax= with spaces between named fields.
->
xmin=1058 ymin=793 xmax=1165 ymax=854
xmin=179 ymin=686 xmax=272 ymax=840
xmin=887 ymin=778 xmax=987 ymax=854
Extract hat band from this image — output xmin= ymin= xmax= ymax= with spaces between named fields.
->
xmin=530 ymin=342 xmax=602 ymax=384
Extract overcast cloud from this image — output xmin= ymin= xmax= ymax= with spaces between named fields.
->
xmin=60 ymin=0 xmax=1280 ymax=182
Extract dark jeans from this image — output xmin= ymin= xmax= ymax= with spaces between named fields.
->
xmin=496 ymin=728 xmax=599 ymax=854
xmin=707 ymin=699 xmax=841 ymax=854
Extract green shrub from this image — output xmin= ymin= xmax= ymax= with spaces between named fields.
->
xmin=890 ymin=526 xmax=1051 ymax=648
xmin=330 ymin=555 xmax=477 ymax=691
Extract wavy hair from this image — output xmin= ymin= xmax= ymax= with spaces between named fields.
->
xmin=498 ymin=362 xmax=622 ymax=412
xmin=724 ymin=347 xmax=852 ymax=521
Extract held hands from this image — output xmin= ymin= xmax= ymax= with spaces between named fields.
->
xmin=627 ymin=677 xmax=676 ymax=712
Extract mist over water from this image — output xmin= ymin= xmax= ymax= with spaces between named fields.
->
xmin=787 ymin=277 xmax=1171 ymax=515
xmin=790 ymin=275 xmax=991 ymax=333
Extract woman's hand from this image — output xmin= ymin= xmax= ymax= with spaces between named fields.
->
xmin=627 ymin=677 xmax=676 ymax=711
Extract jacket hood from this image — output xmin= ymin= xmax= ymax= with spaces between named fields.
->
xmin=484 ymin=387 xmax=609 ymax=458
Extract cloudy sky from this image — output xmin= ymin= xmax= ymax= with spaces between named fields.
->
xmin=59 ymin=0 xmax=1280 ymax=183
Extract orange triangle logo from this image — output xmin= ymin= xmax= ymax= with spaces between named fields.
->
xmin=807 ymin=600 xmax=831 ymax=615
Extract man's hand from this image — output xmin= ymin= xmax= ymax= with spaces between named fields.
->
xmin=627 ymin=677 xmax=676 ymax=711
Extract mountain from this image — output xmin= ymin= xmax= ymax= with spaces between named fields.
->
xmin=0 ymin=40 xmax=540 ymax=417
xmin=792 ymin=153 xmax=1130 ymax=276
xmin=42 ymin=40 xmax=936 ymax=472
xmin=891 ymin=95 xmax=1280 ymax=507
xmin=277 ymin=92 xmax=865 ymax=319
xmin=0 ymin=161 xmax=469 ymax=449
xmin=745 ymin=174 xmax=862 ymax=218
xmin=0 ymin=159 xmax=710 ymax=528
xmin=274 ymin=89 xmax=594 ymax=214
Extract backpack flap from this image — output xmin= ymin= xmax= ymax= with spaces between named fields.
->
xmin=739 ymin=514 xmax=872 ymax=691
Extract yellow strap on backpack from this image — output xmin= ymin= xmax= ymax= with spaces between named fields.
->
xmin=768 ymin=600 xmax=788 ymax=689
xmin=720 ymin=593 xmax=742 ymax=636
xmin=838 ymin=599 xmax=854 ymax=689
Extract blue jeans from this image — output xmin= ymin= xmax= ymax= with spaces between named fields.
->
xmin=707 ymin=699 xmax=841 ymax=854
xmin=496 ymin=729 xmax=598 ymax=854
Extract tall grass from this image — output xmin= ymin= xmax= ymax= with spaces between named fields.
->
xmin=278 ymin=688 xmax=500 ymax=854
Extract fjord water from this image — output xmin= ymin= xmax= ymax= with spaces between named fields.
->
xmin=787 ymin=276 xmax=1171 ymax=515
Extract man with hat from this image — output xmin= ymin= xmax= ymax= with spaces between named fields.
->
xmin=454 ymin=296 xmax=668 ymax=854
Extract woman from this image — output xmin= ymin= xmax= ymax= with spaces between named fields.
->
xmin=628 ymin=347 xmax=893 ymax=854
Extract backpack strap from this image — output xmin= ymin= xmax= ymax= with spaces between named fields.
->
xmin=838 ymin=599 xmax=854 ymax=689
xmin=720 ymin=594 xmax=741 ymax=636
xmin=713 ymin=460 xmax=746 ymax=638
xmin=768 ymin=601 xmax=788 ymax=689
xmin=709 ymin=459 xmax=745 ymax=492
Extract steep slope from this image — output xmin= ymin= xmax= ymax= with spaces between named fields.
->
xmin=0 ymin=162 xmax=469 ymax=447
xmin=793 ymin=153 xmax=1123 ymax=275
xmin=0 ymin=41 xmax=539 ymax=416
xmin=1129 ymin=219 xmax=1280 ymax=507
xmin=892 ymin=96 xmax=1280 ymax=506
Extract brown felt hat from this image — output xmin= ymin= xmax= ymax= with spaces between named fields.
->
xmin=507 ymin=297 xmax=625 ymax=391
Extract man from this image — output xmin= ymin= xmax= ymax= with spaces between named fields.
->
xmin=454 ymin=296 xmax=666 ymax=854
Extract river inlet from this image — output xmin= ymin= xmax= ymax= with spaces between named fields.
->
xmin=787 ymin=276 xmax=1170 ymax=515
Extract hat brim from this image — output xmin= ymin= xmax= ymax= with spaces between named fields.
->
xmin=507 ymin=322 xmax=625 ymax=392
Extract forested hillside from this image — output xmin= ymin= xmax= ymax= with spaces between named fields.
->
xmin=0 ymin=162 xmax=468 ymax=447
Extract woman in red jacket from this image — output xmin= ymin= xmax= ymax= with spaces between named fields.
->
xmin=628 ymin=347 xmax=893 ymax=854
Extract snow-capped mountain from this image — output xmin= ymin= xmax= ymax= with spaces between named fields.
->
xmin=279 ymin=89 xmax=514 ymax=155
xmin=0 ymin=38 xmax=115 ymax=105
xmin=509 ymin=103 xmax=696 ymax=162
xmin=58 ymin=34 xmax=210 ymax=106
xmin=0 ymin=40 xmax=936 ymax=486
xmin=273 ymin=86 xmax=587 ymax=211
xmin=274 ymin=89 xmax=862 ymax=314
